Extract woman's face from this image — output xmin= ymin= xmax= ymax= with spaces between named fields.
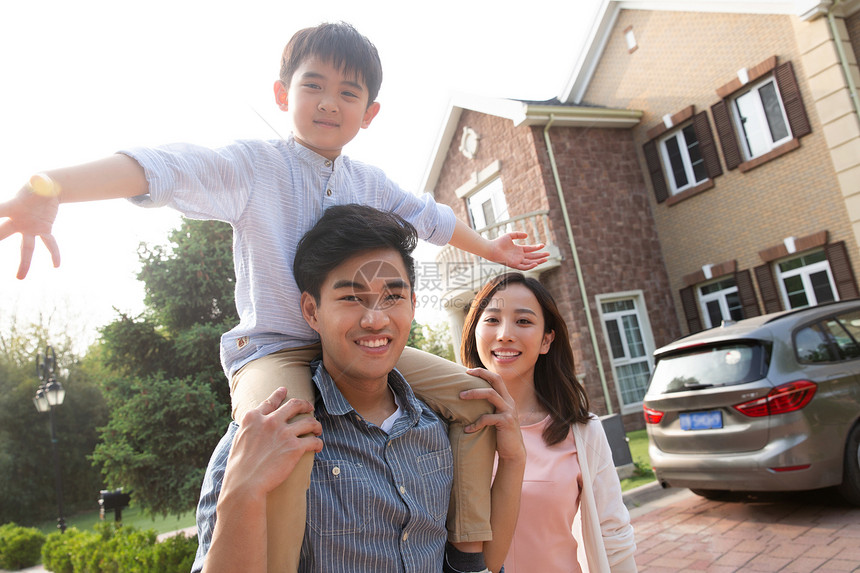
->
xmin=474 ymin=283 xmax=555 ymax=386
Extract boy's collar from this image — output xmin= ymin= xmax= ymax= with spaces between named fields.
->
xmin=287 ymin=134 xmax=346 ymax=170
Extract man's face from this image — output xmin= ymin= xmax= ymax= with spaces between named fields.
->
xmin=276 ymin=56 xmax=380 ymax=161
xmin=301 ymin=248 xmax=415 ymax=389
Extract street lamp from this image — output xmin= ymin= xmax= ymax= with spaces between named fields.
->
xmin=33 ymin=345 xmax=66 ymax=534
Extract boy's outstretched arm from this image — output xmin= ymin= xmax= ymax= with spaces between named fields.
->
xmin=0 ymin=154 xmax=148 ymax=279
xmin=448 ymin=218 xmax=549 ymax=271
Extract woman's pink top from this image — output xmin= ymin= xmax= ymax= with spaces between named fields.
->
xmin=498 ymin=415 xmax=582 ymax=573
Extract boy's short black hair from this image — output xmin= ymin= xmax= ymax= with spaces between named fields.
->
xmin=294 ymin=204 xmax=417 ymax=302
xmin=279 ymin=22 xmax=383 ymax=106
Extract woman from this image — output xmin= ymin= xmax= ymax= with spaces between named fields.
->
xmin=461 ymin=272 xmax=637 ymax=572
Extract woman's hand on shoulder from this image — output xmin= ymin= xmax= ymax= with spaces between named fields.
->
xmin=460 ymin=367 xmax=526 ymax=464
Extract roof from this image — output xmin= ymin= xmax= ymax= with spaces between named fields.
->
xmin=420 ymin=0 xmax=860 ymax=195
xmin=559 ymin=0 xmax=860 ymax=105
xmin=418 ymin=92 xmax=642 ymax=194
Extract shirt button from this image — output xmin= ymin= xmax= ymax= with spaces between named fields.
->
xmin=325 ymin=160 xmax=332 ymax=167
xmin=402 ymin=532 xmax=409 ymax=542
xmin=326 ymin=189 xmax=332 ymax=196
xmin=399 ymin=485 xmax=406 ymax=494
xmin=332 ymin=466 xmax=341 ymax=476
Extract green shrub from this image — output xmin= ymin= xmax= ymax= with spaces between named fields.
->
xmin=0 ymin=522 xmax=46 ymax=570
xmin=39 ymin=522 xmax=195 ymax=573
xmin=41 ymin=527 xmax=86 ymax=573
xmin=149 ymin=533 xmax=197 ymax=573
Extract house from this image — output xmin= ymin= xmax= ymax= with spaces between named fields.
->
xmin=421 ymin=0 xmax=860 ymax=430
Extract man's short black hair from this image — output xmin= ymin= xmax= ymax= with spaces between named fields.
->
xmin=294 ymin=204 xmax=418 ymax=301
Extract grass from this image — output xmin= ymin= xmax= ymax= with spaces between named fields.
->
xmin=36 ymin=505 xmax=196 ymax=537
xmin=619 ymin=429 xmax=656 ymax=492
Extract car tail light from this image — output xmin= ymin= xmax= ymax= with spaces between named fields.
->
xmin=643 ymin=405 xmax=664 ymax=424
xmin=733 ymin=380 xmax=817 ymax=417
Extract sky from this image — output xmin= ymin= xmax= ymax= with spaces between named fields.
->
xmin=0 ymin=0 xmax=602 ymax=350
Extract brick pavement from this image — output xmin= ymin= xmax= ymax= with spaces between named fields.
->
xmin=630 ymin=486 xmax=860 ymax=572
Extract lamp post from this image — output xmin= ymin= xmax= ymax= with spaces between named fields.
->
xmin=33 ymin=345 xmax=66 ymax=534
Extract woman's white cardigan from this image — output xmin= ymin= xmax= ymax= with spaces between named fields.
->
xmin=571 ymin=416 xmax=638 ymax=572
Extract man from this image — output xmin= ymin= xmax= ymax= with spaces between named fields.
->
xmin=193 ymin=204 xmax=525 ymax=573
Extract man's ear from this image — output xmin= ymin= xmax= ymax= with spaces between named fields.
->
xmin=410 ymin=291 xmax=417 ymax=318
xmin=301 ymin=292 xmax=321 ymax=333
xmin=273 ymin=80 xmax=289 ymax=110
xmin=361 ymin=101 xmax=381 ymax=129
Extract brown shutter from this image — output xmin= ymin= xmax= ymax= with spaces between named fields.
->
xmin=755 ymin=263 xmax=784 ymax=314
xmin=825 ymin=241 xmax=859 ymax=300
xmin=643 ymin=140 xmax=669 ymax=203
xmin=774 ymin=61 xmax=811 ymax=139
xmin=711 ymin=100 xmax=743 ymax=170
xmin=692 ymin=111 xmax=723 ymax=179
xmin=680 ymin=286 xmax=703 ymax=333
xmin=735 ymin=269 xmax=761 ymax=318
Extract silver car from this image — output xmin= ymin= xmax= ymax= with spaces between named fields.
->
xmin=643 ymin=300 xmax=860 ymax=503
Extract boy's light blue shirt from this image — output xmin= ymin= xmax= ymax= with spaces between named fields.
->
xmin=191 ymin=362 xmax=453 ymax=572
xmin=119 ymin=136 xmax=455 ymax=379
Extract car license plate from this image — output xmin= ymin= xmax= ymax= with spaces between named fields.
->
xmin=680 ymin=410 xmax=723 ymax=431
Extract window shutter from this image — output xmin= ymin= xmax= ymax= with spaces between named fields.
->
xmin=735 ymin=269 xmax=761 ymax=318
xmin=754 ymin=263 xmax=784 ymax=314
xmin=679 ymin=286 xmax=703 ymax=333
xmin=643 ymin=140 xmax=669 ymax=203
xmin=774 ymin=61 xmax=811 ymax=139
xmin=711 ymin=100 xmax=742 ymax=170
xmin=825 ymin=241 xmax=859 ymax=300
xmin=692 ymin=111 xmax=723 ymax=179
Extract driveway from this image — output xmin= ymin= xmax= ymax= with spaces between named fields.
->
xmin=628 ymin=485 xmax=860 ymax=572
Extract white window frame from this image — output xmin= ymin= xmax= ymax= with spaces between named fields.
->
xmin=658 ymin=123 xmax=708 ymax=194
xmin=466 ymin=177 xmax=509 ymax=237
xmin=776 ymin=251 xmax=839 ymax=309
xmin=698 ymin=278 xmax=742 ymax=329
xmin=596 ymin=290 xmax=656 ymax=415
xmin=731 ymin=75 xmax=793 ymax=160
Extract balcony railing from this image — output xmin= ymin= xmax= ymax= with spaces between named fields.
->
xmin=435 ymin=210 xmax=561 ymax=298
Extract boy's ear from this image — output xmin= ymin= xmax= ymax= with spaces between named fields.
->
xmin=300 ymin=292 xmax=321 ymax=333
xmin=361 ymin=102 xmax=381 ymax=129
xmin=273 ymin=80 xmax=289 ymax=110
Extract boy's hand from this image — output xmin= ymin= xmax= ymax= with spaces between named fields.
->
xmin=489 ymin=232 xmax=549 ymax=271
xmin=0 ymin=184 xmax=61 ymax=279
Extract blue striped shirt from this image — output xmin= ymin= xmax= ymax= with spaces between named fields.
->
xmin=192 ymin=363 xmax=453 ymax=572
xmin=120 ymin=137 xmax=456 ymax=379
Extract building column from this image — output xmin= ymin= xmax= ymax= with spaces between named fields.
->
xmin=794 ymin=14 xmax=860 ymax=251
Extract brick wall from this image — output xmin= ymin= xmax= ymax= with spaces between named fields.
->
xmin=583 ymin=9 xmax=860 ymax=333
xmin=432 ymin=109 xmax=679 ymax=428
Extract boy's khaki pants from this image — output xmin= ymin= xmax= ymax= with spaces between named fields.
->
xmin=231 ymin=344 xmax=496 ymax=573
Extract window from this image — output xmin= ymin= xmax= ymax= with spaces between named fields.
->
xmin=598 ymin=294 xmax=655 ymax=411
xmin=732 ymin=76 xmax=792 ymax=160
xmin=659 ymin=124 xmax=708 ymax=193
xmin=466 ymin=177 xmax=509 ymax=238
xmin=642 ymin=111 xmax=722 ymax=204
xmin=699 ymin=278 xmax=744 ymax=328
xmin=711 ymin=60 xmax=811 ymax=172
xmin=777 ymin=250 xmax=838 ymax=309
xmin=795 ymin=310 xmax=860 ymax=363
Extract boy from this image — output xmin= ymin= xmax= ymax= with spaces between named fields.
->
xmin=0 ymin=22 xmax=545 ymax=572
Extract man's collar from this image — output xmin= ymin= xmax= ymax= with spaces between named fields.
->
xmin=310 ymin=360 xmax=423 ymax=429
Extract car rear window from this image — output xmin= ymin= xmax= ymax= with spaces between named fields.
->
xmin=649 ymin=341 xmax=769 ymax=394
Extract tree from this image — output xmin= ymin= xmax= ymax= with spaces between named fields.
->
xmin=406 ymin=320 xmax=455 ymax=362
xmin=0 ymin=320 xmax=107 ymax=526
xmin=92 ymin=219 xmax=234 ymax=517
